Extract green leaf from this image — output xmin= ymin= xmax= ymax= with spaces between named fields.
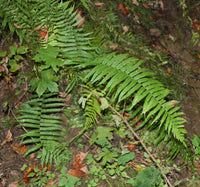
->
xmin=9 ymin=60 xmax=20 ymax=72
xmin=33 ymin=45 xmax=63 ymax=72
xmin=0 ymin=51 xmax=6 ymax=57
xmin=17 ymin=46 xmax=28 ymax=54
xmin=118 ymin=152 xmax=135 ymax=165
xmin=9 ymin=45 xmax=17 ymax=57
xmin=59 ymin=174 xmax=80 ymax=187
xmin=134 ymin=166 xmax=162 ymax=187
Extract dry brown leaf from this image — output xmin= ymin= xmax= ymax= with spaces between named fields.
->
xmin=8 ymin=181 xmax=18 ymax=187
xmin=14 ymin=23 xmax=23 ymax=28
xmin=76 ymin=10 xmax=85 ymax=28
xmin=109 ymin=45 xmax=118 ymax=50
xmin=30 ymin=153 xmax=35 ymax=160
xmin=94 ymin=3 xmax=104 ymax=7
xmin=79 ymin=152 xmax=88 ymax=162
xmin=158 ymin=0 xmax=164 ymax=10
xmin=132 ymin=0 xmax=139 ymax=6
xmin=1 ymin=128 xmax=12 ymax=146
xmin=123 ymin=26 xmax=129 ymax=33
xmin=1 ymin=178 xmax=6 ymax=187
xmin=143 ymin=3 xmax=150 ymax=8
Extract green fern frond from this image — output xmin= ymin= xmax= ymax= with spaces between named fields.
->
xmin=83 ymin=53 xmax=187 ymax=149
xmin=80 ymin=87 xmax=101 ymax=129
xmin=18 ymin=93 xmax=65 ymax=156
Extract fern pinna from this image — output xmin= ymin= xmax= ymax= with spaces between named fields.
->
xmin=83 ymin=53 xmax=187 ymax=157
xmin=18 ymin=93 xmax=65 ymax=156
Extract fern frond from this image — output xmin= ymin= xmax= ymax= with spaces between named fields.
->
xmin=83 ymin=53 xmax=187 ymax=150
xmin=18 ymin=93 xmax=64 ymax=156
xmin=80 ymin=87 xmax=101 ymax=129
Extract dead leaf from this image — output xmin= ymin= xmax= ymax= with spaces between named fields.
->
xmin=30 ymin=153 xmax=35 ymax=160
xmin=167 ymin=68 xmax=172 ymax=75
xmin=169 ymin=100 xmax=179 ymax=107
xmin=11 ymin=144 xmax=27 ymax=154
xmin=36 ymin=30 xmax=48 ymax=43
xmin=79 ymin=152 xmax=88 ymax=162
xmin=117 ymin=2 xmax=124 ymax=10
xmin=158 ymin=0 xmax=164 ymax=10
xmin=68 ymin=152 xmax=88 ymax=178
xmin=127 ymin=144 xmax=135 ymax=151
xmin=76 ymin=10 xmax=85 ymax=28
xmin=123 ymin=26 xmax=129 ymax=33
xmin=109 ymin=45 xmax=118 ymax=50
xmin=14 ymin=23 xmax=23 ymax=28
xmin=94 ymin=3 xmax=104 ymax=7
xmin=1 ymin=178 xmax=6 ymax=187
xmin=8 ymin=181 xmax=18 ymax=187
xmin=1 ymin=128 xmax=12 ymax=147
xmin=46 ymin=180 xmax=56 ymax=186
xmin=132 ymin=0 xmax=139 ymax=6
xmin=143 ymin=3 xmax=150 ymax=8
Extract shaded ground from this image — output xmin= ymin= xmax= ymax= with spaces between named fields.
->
xmin=0 ymin=1 xmax=200 ymax=186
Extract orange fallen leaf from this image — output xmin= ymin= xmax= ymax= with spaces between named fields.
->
xmin=1 ymin=128 xmax=12 ymax=147
xmin=198 ymin=54 xmax=200 ymax=59
xmin=23 ymin=165 xmax=37 ymax=184
xmin=167 ymin=68 xmax=172 ymax=75
xmin=117 ymin=2 xmax=124 ymax=10
xmin=127 ymin=144 xmax=135 ymax=151
xmin=11 ymin=144 xmax=27 ymax=154
xmin=123 ymin=113 xmax=130 ymax=118
xmin=68 ymin=152 xmax=88 ymax=178
xmin=36 ymin=30 xmax=48 ymax=43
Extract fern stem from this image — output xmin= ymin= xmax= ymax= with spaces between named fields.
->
xmin=83 ymin=88 xmax=173 ymax=187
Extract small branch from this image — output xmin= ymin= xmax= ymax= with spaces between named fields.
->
xmin=84 ymin=88 xmax=173 ymax=187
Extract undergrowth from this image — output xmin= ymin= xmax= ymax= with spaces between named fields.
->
xmin=0 ymin=0 xmax=199 ymax=186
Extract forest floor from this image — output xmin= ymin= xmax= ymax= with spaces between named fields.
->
xmin=0 ymin=1 xmax=200 ymax=186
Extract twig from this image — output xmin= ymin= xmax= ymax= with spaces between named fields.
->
xmin=84 ymin=88 xmax=173 ymax=187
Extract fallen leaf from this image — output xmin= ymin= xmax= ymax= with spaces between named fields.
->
xmin=123 ymin=113 xmax=130 ymax=118
xmin=169 ymin=100 xmax=179 ymax=107
xmin=14 ymin=23 xmax=23 ymax=28
xmin=127 ymin=144 xmax=135 ymax=151
xmin=198 ymin=54 xmax=200 ymax=59
xmin=117 ymin=2 xmax=124 ymax=10
xmin=158 ymin=0 xmax=164 ymax=10
xmin=132 ymin=0 xmax=139 ymax=6
xmin=76 ymin=10 xmax=85 ymax=28
xmin=8 ymin=181 xmax=18 ymax=187
xmin=94 ymin=2 xmax=104 ymax=7
xmin=1 ymin=128 xmax=12 ymax=146
xmin=68 ymin=152 xmax=88 ymax=178
xmin=46 ymin=180 xmax=56 ymax=186
xmin=1 ymin=178 xmax=6 ymax=187
xmin=123 ymin=26 xmax=129 ymax=33
xmin=143 ymin=3 xmax=150 ymax=8
xmin=167 ymin=68 xmax=172 ymax=75
xmin=11 ymin=144 xmax=27 ymax=154
xmin=36 ymin=30 xmax=48 ymax=43
xmin=30 ymin=153 xmax=35 ymax=160
xmin=79 ymin=152 xmax=88 ymax=163
xmin=109 ymin=45 xmax=118 ymax=50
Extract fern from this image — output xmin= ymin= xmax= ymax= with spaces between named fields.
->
xmin=18 ymin=93 xmax=65 ymax=156
xmin=82 ymin=53 xmax=187 ymax=156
